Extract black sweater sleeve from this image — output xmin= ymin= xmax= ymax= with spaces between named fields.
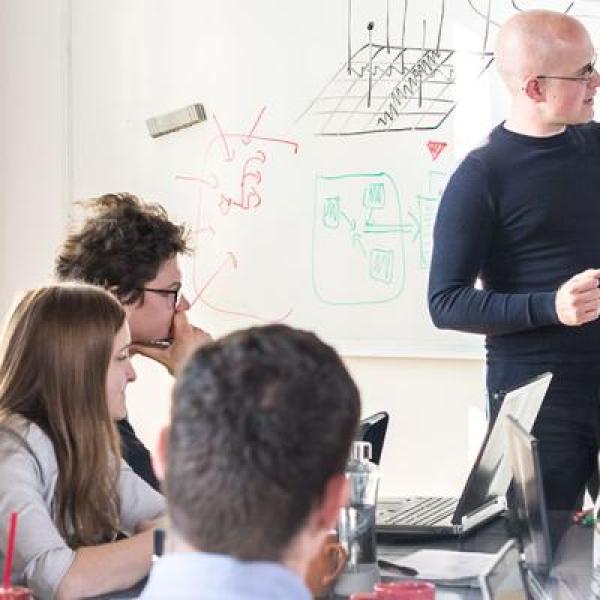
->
xmin=427 ymin=156 xmax=558 ymax=336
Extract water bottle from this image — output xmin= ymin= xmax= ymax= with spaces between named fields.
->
xmin=334 ymin=441 xmax=380 ymax=596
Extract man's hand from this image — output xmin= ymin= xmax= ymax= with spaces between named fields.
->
xmin=555 ymin=268 xmax=600 ymax=326
xmin=132 ymin=312 xmax=212 ymax=376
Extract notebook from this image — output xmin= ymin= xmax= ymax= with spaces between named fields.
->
xmin=376 ymin=372 xmax=552 ymax=539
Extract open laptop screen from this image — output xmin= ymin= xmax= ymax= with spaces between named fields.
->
xmin=505 ymin=414 xmax=552 ymax=578
xmin=453 ymin=372 xmax=552 ymax=522
xmin=355 ymin=411 xmax=388 ymax=466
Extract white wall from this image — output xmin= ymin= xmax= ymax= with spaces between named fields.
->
xmin=0 ymin=0 xmax=69 ymax=316
xmin=126 ymin=352 xmax=487 ymax=498
xmin=346 ymin=356 xmax=487 ymax=496
xmin=0 ymin=0 xmax=488 ymax=499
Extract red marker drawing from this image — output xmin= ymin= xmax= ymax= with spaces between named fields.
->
xmin=426 ymin=141 xmax=447 ymax=161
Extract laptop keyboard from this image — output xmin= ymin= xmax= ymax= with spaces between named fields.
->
xmin=377 ymin=497 xmax=458 ymax=526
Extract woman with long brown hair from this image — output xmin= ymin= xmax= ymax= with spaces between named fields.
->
xmin=0 ymin=283 xmax=165 ymax=599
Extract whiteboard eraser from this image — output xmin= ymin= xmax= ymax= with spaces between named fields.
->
xmin=146 ymin=103 xmax=207 ymax=138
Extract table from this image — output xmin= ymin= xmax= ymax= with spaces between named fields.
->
xmin=95 ymin=512 xmax=597 ymax=599
xmin=335 ymin=512 xmax=596 ymax=599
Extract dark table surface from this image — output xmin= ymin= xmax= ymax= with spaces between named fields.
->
xmin=370 ymin=511 xmax=594 ymax=599
xmin=95 ymin=512 xmax=595 ymax=599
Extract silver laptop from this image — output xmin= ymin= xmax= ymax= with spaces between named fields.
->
xmin=506 ymin=414 xmax=552 ymax=578
xmin=376 ymin=372 xmax=552 ymax=539
xmin=505 ymin=415 xmax=576 ymax=600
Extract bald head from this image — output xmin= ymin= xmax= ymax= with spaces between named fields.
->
xmin=496 ymin=10 xmax=591 ymax=92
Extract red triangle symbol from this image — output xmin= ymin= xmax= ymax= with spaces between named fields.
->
xmin=426 ymin=140 xmax=447 ymax=161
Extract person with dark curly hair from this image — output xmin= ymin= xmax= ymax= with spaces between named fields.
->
xmin=55 ymin=193 xmax=211 ymax=490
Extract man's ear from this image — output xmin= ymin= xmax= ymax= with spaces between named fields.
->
xmin=523 ymin=76 xmax=544 ymax=102
xmin=108 ymin=286 xmax=140 ymax=311
xmin=153 ymin=426 xmax=170 ymax=482
xmin=315 ymin=473 xmax=349 ymax=532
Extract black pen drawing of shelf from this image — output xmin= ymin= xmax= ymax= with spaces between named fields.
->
xmin=300 ymin=43 xmax=494 ymax=136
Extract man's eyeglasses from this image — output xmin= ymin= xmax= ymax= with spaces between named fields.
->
xmin=139 ymin=286 xmax=180 ymax=308
xmin=537 ymin=59 xmax=598 ymax=84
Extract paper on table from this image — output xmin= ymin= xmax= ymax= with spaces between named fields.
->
xmin=379 ymin=549 xmax=494 ymax=587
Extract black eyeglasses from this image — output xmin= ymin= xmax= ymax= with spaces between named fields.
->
xmin=537 ymin=59 xmax=598 ymax=84
xmin=138 ymin=286 xmax=180 ymax=307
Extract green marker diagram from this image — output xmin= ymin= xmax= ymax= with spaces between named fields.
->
xmin=412 ymin=170 xmax=447 ymax=270
xmin=313 ymin=172 xmax=406 ymax=305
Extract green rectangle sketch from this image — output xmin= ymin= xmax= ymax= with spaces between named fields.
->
xmin=313 ymin=172 xmax=405 ymax=305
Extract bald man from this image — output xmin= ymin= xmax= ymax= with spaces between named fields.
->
xmin=429 ymin=10 xmax=600 ymax=511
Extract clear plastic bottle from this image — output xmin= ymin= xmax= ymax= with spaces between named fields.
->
xmin=334 ymin=441 xmax=380 ymax=596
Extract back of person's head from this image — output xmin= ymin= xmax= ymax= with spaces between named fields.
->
xmin=55 ymin=193 xmax=191 ymax=304
xmin=0 ymin=282 xmax=125 ymax=546
xmin=166 ymin=324 xmax=360 ymax=561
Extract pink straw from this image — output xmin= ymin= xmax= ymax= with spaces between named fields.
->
xmin=3 ymin=511 xmax=17 ymax=589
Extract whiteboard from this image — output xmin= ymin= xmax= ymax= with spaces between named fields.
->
xmin=70 ymin=0 xmax=598 ymax=358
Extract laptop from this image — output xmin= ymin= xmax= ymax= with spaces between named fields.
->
xmin=505 ymin=415 xmax=552 ymax=579
xmin=376 ymin=372 xmax=552 ymax=539
xmin=505 ymin=415 xmax=579 ymax=600
xmin=356 ymin=411 xmax=389 ymax=465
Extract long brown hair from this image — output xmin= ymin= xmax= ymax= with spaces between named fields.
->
xmin=0 ymin=283 xmax=125 ymax=547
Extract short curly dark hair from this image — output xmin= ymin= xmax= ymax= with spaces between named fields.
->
xmin=55 ymin=193 xmax=191 ymax=304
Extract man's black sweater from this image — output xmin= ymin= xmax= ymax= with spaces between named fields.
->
xmin=429 ymin=123 xmax=600 ymax=374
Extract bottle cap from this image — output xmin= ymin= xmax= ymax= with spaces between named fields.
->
xmin=352 ymin=441 xmax=372 ymax=461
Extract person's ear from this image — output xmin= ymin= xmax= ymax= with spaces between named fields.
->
xmin=316 ymin=474 xmax=349 ymax=532
xmin=152 ymin=426 xmax=169 ymax=482
xmin=108 ymin=286 xmax=142 ymax=311
xmin=523 ymin=76 xmax=544 ymax=102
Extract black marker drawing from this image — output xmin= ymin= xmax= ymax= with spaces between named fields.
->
xmin=436 ymin=0 xmax=444 ymax=51
xmin=298 ymin=0 xmax=587 ymax=136
xmin=483 ymin=0 xmax=492 ymax=54
xmin=386 ymin=0 xmax=390 ymax=54
xmin=298 ymin=0 xmax=495 ymax=136
xmin=401 ymin=0 xmax=408 ymax=73
xmin=347 ymin=0 xmax=352 ymax=75
xmin=368 ymin=22 xmax=374 ymax=108
xmin=467 ymin=0 xmax=501 ymax=27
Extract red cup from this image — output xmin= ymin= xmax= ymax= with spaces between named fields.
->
xmin=374 ymin=581 xmax=436 ymax=599
xmin=0 ymin=587 xmax=33 ymax=600
xmin=350 ymin=594 xmax=378 ymax=600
